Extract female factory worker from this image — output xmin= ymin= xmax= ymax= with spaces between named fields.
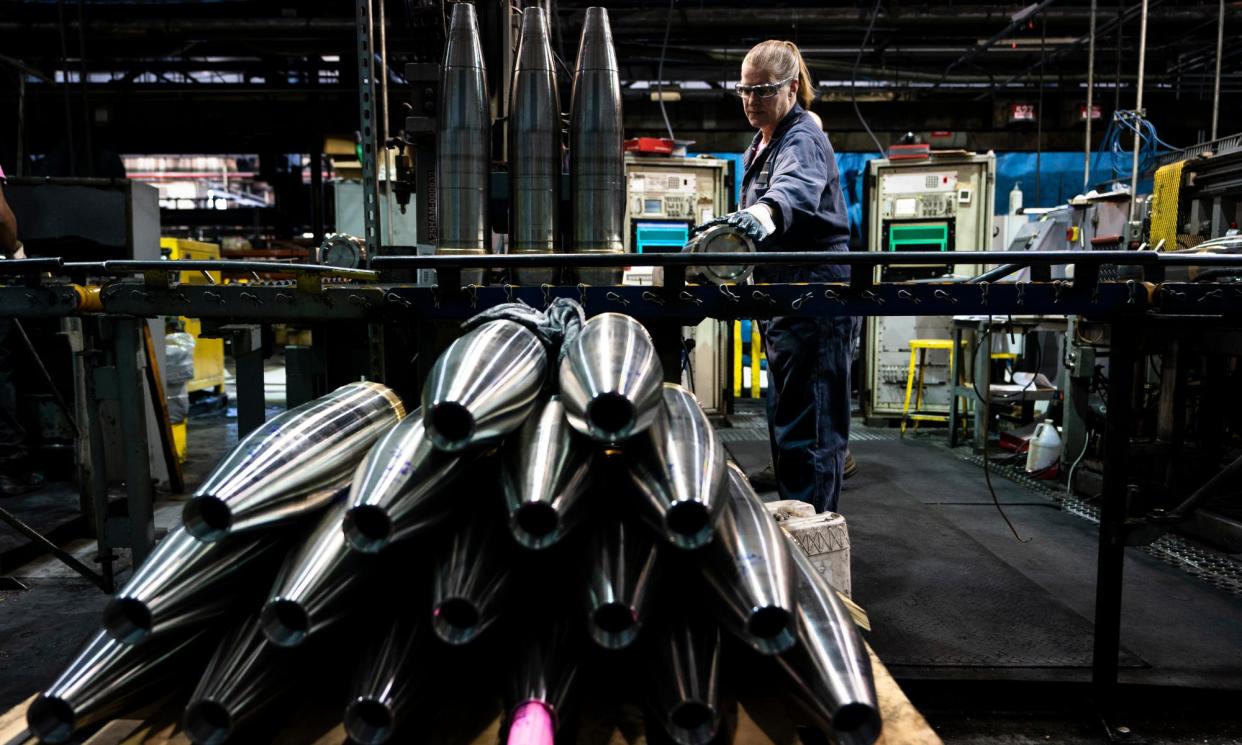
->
xmin=693 ymin=40 xmax=853 ymax=513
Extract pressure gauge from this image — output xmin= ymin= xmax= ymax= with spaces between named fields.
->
xmin=316 ymin=233 xmax=367 ymax=269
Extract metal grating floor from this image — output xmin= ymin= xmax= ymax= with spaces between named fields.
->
xmin=960 ymin=453 xmax=1242 ymax=598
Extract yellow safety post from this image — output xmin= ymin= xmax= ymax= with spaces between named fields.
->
xmin=750 ymin=323 xmax=762 ymax=399
xmin=732 ymin=321 xmax=743 ymax=399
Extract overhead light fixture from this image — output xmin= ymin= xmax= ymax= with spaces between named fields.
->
xmin=650 ymin=89 xmax=681 ymax=102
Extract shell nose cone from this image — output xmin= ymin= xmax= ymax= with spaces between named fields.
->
xmin=445 ymin=2 xmax=485 ymax=70
xmin=576 ymin=7 xmax=618 ymax=72
xmin=517 ymin=7 xmax=555 ymax=71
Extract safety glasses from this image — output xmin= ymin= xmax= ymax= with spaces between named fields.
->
xmin=733 ymin=77 xmax=794 ymax=99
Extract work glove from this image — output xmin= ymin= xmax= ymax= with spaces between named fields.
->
xmin=689 ymin=205 xmax=776 ymax=245
xmin=725 ymin=208 xmax=774 ymax=244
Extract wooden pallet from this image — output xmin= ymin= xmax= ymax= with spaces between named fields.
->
xmin=0 ymin=646 xmax=939 ymax=745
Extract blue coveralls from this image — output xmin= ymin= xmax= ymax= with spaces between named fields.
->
xmin=741 ymin=103 xmax=853 ymax=513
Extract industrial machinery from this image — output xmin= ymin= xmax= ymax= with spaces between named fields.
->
xmin=863 ymin=153 xmax=995 ymax=418
xmin=620 ymin=153 xmax=732 ymax=414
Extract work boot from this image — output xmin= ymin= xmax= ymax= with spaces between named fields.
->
xmin=0 ymin=470 xmax=44 ymax=497
xmin=843 ymin=450 xmax=858 ymax=480
xmin=747 ymin=461 xmax=778 ymax=491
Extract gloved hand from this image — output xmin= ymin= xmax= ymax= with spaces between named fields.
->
xmin=725 ymin=208 xmax=773 ymax=244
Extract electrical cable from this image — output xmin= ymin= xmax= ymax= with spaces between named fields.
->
xmin=851 ymin=0 xmax=886 ymax=157
xmin=969 ymin=325 xmax=1036 ymax=542
xmin=654 ymin=0 xmax=676 ymax=143
xmin=1065 ymin=429 xmax=1093 ymax=502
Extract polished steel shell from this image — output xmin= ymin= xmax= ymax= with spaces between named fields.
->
xmin=103 ymin=526 xmax=279 ymax=644
xmin=422 ymin=321 xmax=549 ymax=453
xmin=501 ymin=396 xmax=593 ymax=550
xmin=703 ymin=462 xmax=796 ymax=655
xmin=776 ymin=541 xmax=881 ymax=745
xmin=261 ymin=499 xmax=363 ymax=648
xmin=343 ymin=414 xmax=469 ymax=554
xmin=437 ymin=1 xmax=490 ymax=265
xmin=648 ymin=612 xmax=722 ymax=745
xmin=559 ymin=313 xmax=664 ymax=443
xmin=345 ymin=613 xmax=424 ymax=745
xmin=509 ymin=621 xmax=580 ymax=733
xmin=183 ymin=382 xmax=404 ymax=541
xmin=26 ymin=629 xmax=206 ymax=744
xmin=569 ymin=6 xmax=625 ymax=285
xmin=509 ymin=7 xmax=561 ymax=285
xmin=184 ymin=613 xmax=295 ymax=745
xmin=631 ymin=384 xmax=727 ymax=549
xmin=585 ymin=518 xmax=659 ymax=649
xmin=431 ymin=514 xmax=511 ymax=645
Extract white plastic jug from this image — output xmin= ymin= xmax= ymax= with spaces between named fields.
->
xmin=1009 ymin=183 xmax=1024 ymax=215
xmin=1026 ymin=419 xmax=1062 ymax=473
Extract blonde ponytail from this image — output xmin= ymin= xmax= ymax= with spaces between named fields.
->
xmin=743 ymin=39 xmax=816 ymax=110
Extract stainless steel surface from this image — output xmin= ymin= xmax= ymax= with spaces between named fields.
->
xmin=508 ymin=620 xmax=580 ymax=730
xmin=501 ymin=395 xmax=593 ymax=550
xmin=585 ymin=518 xmax=659 ymax=649
xmin=431 ymin=513 xmax=511 ymax=646
xmin=262 ymin=499 xmax=364 ymax=648
xmin=184 ymin=613 xmax=292 ymax=745
xmin=559 ymin=313 xmax=663 ymax=443
xmin=631 ymin=383 xmax=726 ymax=549
xmin=648 ymin=611 xmax=722 ymax=745
xmin=183 ymin=382 xmax=405 ymax=541
xmin=345 ymin=612 xmax=424 ymax=745
xmin=103 ymin=526 xmax=279 ymax=644
xmin=703 ymin=463 xmax=796 ymax=655
xmin=344 ymin=414 xmax=469 ymax=554
xmin=776 ymin=541 xmax=881 ymax=745
xmin=437 ymin=1 xmax=490 ymax=272
xmin=509 ymin=7 xmax=561 ymax=286
xmin=685 ymin=224 xmax=755 ymax=284
xmin=26 ymin=629 xmax=206 ymax=744
xmin=569 ymin=6 xmax=625 ymax=285
xmin=422 ymin=320 xmax=549 ymax=453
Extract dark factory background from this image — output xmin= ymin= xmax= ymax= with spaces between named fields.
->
xmin=1 ymin=2 xmax=1241 ymax=745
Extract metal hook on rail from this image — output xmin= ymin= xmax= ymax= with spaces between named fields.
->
xmin=605 ymin=291 xmax=630 ymax=307
xmin=641 ymin=291 xmax=667 ymax=307
xmin=791 ymin=291 xmax=815 ymax=311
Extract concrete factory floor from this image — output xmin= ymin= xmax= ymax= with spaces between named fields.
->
xmin=3 ymin=375 xmax=1242 ymax=743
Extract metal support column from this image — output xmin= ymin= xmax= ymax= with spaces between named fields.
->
xmin=1092 ymin=318 xmax=1138 ymax=713
xmin=113 ymin=318 xmax=155 ymax=565
xmin=355 ymin=0 xmax=383 ymax=261
xmin=231 ymin=325 xmax=266 ymax=438
xmin=284 ymin=343 xmax=321 ymax=409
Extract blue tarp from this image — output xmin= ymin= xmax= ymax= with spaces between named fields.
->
xmin=700 ymin=149 xmax=1151 ymax=247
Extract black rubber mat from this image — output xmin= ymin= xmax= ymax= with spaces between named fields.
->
xmin=725 ymin=436 xmax=1145 ymax=671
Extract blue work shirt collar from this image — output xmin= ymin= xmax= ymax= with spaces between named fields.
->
xmin=744 ymin=102 xmax=807 ymax=174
